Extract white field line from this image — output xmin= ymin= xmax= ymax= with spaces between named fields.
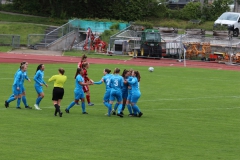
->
xmin=1 ymin=104 xmax=240 ymax=111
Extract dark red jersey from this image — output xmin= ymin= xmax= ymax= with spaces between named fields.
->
xmin=82 ymin=68 xmax=90 ymax=82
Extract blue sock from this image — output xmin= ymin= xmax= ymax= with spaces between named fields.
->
xmin=117 ymin=104 xmax=123 ymax=114
xmin=36 ymin=97 xmax=43 ymax=106
xmin=7 ymin=97 xmax=16 ymax=103
xmin=132 ymin=105 xmax=140 ymax=114
xmin=8 ymin=94 xmax=14 ymax=99
xmin=108 ymin=104 xmax=112 ymax=116
xmin=67 ymin=101 xmax=75 ymax=110
xmin=17 ymin=98 xmax=21 ymax=107
xmin=22 ymin=96 xmax=28 ymax=107
xmin=114 ymin=103 xmax=118 ymax=111
xmin=81 ymin=102 xmax=86 ymax=113
xmin=132 ymin=105 xmax=137 ymax=115
xmin=103 ymin=101 xmax=109 ymax=108
xmin=127 ymin=104 xmax=133 ymax=114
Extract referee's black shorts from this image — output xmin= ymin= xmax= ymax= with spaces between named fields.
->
xmin=52 ymin=87 xmax=64 ymax=101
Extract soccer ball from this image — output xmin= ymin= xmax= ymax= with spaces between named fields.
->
xmin=148 ymin=67 xmax=154 ymax=72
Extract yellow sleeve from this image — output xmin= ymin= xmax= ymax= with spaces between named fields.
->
xmin=48 ymin=75 xmax=56 ymax=82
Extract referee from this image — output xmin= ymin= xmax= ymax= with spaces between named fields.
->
xmin=48 ymin=68 xmax=67 ymax=117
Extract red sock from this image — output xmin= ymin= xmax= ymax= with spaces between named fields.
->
xmin=86 ymin=95 xmax=90 ymax=104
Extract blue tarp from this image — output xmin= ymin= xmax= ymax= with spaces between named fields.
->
xmin=69 ymin=19 xmax=129 ymax=33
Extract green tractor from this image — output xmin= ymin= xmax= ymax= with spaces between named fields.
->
xmin=137 ymin=29 xmax=162 ymax=59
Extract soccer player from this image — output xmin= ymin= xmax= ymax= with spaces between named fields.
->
xmin=5 ymin=64 xmax=27 ymax=109
xmin=93 ymin=68 xmax=113 ymax=116
xmin=82 ymin=62 xmax=94 ymax=106
xmin=126 ymin=70 xmax=134 ymax=116
xmin=65 ymin=68 xmax=92 ymax=114
xmin=48 ymin=68 xmax=67 ymax=117
xmin=34 ymin=64 xmax=48 ymax=110
xmin=78 ymin=54 xmax=87 ymax=68
xmin=112 ymin=69 xmax=129 ymax=115
xmin=5 ymin=62 xmax=32 ymax=109
xmin=20 ymin=62 xmax=32 ymax=109
xmin=106 ymin=68 xmax=124 ymax=118
xmin=126 ymin=70 xmax=143 ymax=117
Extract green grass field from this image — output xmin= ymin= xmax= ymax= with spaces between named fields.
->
xmin=0 ymin=12 xmax=67 ymax=26
xmin=0 ymin=63 xmax=240 ymax=160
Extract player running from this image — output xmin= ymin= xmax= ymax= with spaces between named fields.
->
xmin=5 ymin=62 xmax=31 ymax=109
xmin=65 ymin=68 xmax=92 ymax=114
xmin=5 ymin=64 xmax=27 ymax=109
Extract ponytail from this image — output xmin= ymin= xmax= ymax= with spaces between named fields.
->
xmin=75 ymin=68 xmax=82 ymax=79
xmin=135 ymin=71 xmax=141 ymax=82
xmin=35 ymin=64 xmax=43 ymax=74
xmin=105 ymin=68 xmax=111 ymax=74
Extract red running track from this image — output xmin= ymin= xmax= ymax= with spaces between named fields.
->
xmin=0 ymin=52 xmax=240 ymax=71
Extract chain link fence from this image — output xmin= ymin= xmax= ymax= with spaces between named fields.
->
xmin=0 ymin=34 xmax=20 ymax=48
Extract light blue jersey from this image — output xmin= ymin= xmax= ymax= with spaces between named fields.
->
xmin=13 ymin=70 xmax=23 ymax=88
xmin=23 ymin=71 xmax=29 ymax=84
xmin=103 ymin=74 xmax=113 ymax=90
xmin=34 ymin=70 xmax=46 ymax=94
xmin=12 ymin=70 xmax=24 ymax=95
xmin=15 ymin=69 xmax=29 ymax=84
xmin=110 ymin=74 xmax=123 ymax=91
xmin=34 ymin=70 xmax=46 ymax=87
xmin=74 ymin=74 xmax=84 ymax=93
xmin=102 ymin=74 xmax=112 ymax=101
xmin=109 ymin=74 xmax=124 ymax=102
xmin=66 ymin=74 xmax=86 ymax=113
xmin=127 ymin=77 xmax=141 ymax=103
xmin=15 ymin=69 xmax=29 ymax=93
xmin=94 ymin=73 xmax=112 ymax=102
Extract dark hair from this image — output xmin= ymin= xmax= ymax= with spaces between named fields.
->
xmin=134 ymin=71 xmax=141 ymax=82
xmin=81 ymin=54 xmax=87 ymax=61
xmin=20 ymin=61 xmax=26 ymax=65
xmin=20 ymin=61 xmax=27 ymax=69
xmin=104 ymin=68 xmax=111 ymax=74
xmin=121 ymin=69 xmax=129 ymax=77
xmin=59 ymin=68 xmax=65 ymax=75
xmin=74 ymin=68 xmax=82 ymax=79
xmin=114 ymin=68 xmax=120 ymax=74
xmin=82 ymin=62 xmax=89 ymax=68
xmin=35 ymin=64 xmax=43 ymax=74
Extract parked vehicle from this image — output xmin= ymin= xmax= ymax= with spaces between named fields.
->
xmin=137 ymin=29 xmax=162 ymax=59
xmin=213 ymin=12 xmax=240 ymax=37
xmin=158 ymin=0 xmax=192 ymax=9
